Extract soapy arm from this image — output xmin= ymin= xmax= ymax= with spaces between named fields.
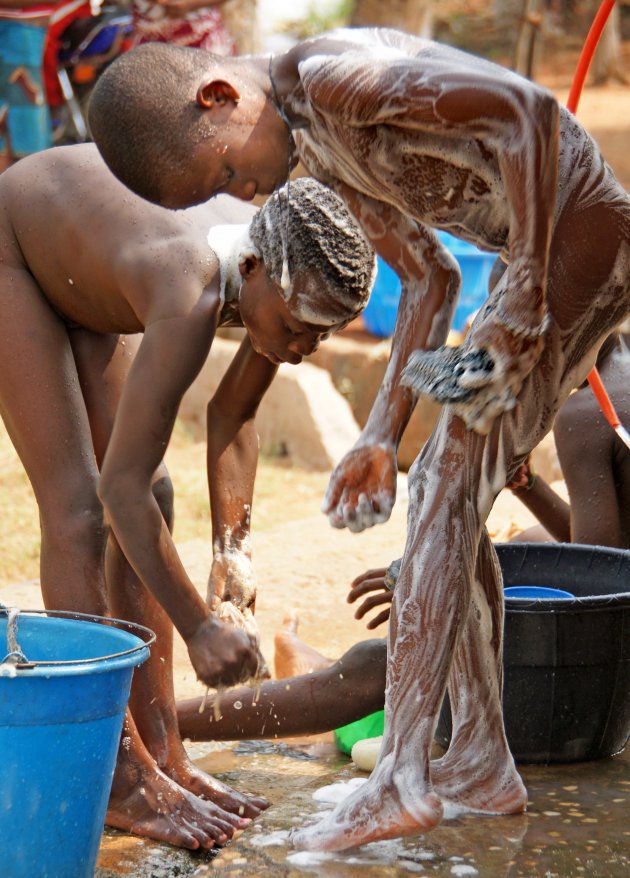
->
xmin=206 ymin=335 xmax=278 ymax=612
xmin=322 ymin=186 xmax=460 ymax=531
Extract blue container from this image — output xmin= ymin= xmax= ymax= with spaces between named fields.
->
xmin=0 ymin=610 xmax=153 ymax=878
xmin=504 ymin=585 xmax=575 ymax=600
xmin=362 ymin=231 xmax=496 ymax=337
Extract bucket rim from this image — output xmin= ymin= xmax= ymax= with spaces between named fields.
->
xmin=0 ymin=608 xmax=156 ymax=670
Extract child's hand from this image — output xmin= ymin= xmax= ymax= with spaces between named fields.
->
xmin=402 ymin=318 xmax=545 ymax=434
xmin=208 ymin=550 xmax=256 ymax=613
xmin=322 ymin=443 xmax=397 ymax=532
xmin=506 ymin=454 xmax=536 ymax=491
xmin=347 ymin=567 xmax=393 ymax=630
xmin=186 ymin=616 xmax=260 ymax=688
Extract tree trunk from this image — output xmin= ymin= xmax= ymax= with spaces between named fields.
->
xmin=350 ymin=0 xmax=433 ymax=37
xmin=513 ymin=0 xmax=543 ymax=77
xmin=590 ymin=2 xmax=627 ymax=86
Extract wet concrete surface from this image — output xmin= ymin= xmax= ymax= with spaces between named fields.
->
xmin=96 ymin=736 xmax=630 ymax=878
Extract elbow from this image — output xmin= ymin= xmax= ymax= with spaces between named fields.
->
xmin=207 ymin=397 xmax=257 ymax=438
xmin=98 ymin=467 xmax=131 ymax=521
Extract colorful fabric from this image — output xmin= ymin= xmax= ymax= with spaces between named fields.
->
xmin=43 ymin=0 xmax=93 ymax=107
xmin=0 ymin=19 xmax=52 ymax=159
xmin=131 ymin=3 xmax=234 ymax=54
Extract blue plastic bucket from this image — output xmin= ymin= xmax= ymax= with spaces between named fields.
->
xmin=0 ymin=610 xmax=153 ymax=878
xmin=362 ymin=232 xmax=496 ymax=338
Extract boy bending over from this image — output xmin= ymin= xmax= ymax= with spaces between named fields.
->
xmin=0 ymin=143 xmax=374 ymax=848
xmin=88 ymin=30 xmax=630 ymax=850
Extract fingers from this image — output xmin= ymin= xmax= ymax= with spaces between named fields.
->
xmin=365 ymin=608 xmax=392 ymax=630
xmin=353 ymin=590 xmax=392 ymax=621
xmin=347 ymin=570 xmax=389 ymax=603
xmin=350 ymin=567 xmax=390 ymax=588
xmin=326 ymin=490 xmax=394 ymax=532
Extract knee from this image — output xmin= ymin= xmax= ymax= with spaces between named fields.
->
xmin=40 ymin=489 xmax=107 ymax=556
xmin=338 ymin=639 xmax=387 ymax=690
xmin=152 ymin=467 xmax=174 ymax=531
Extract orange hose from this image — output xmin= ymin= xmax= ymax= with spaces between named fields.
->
xmin=563 ymin=0 xmax=624 ymax=433
xmin=566 ymin=0 xmax=616 ymax=113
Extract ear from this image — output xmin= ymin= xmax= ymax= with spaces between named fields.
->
xmin=196 ymin=79 xmax=241 ymax=110
xmin=238 ymin=252 xmax=262 ymax=279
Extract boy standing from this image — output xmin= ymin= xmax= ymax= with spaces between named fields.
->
xmin=88 ymin=30 xmax=630 ymax=850
xmin=0 ymin=142 xmax=375 ymax=847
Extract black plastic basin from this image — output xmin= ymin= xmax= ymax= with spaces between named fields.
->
xmin=435 ymin=543 xmax=630 ymax=763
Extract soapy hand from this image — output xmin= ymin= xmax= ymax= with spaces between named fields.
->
xmin=207 ymin=549 xmax=270 ymax=681
xmin=186 ymin=616 xmax=260 ymax=688
xmin=401 ymin=316 xmax=545 ymax=434
xmin=322 ymin=443 xmax=397 ymax=532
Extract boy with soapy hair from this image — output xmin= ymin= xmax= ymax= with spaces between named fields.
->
xmin=88 ymin=30 xmax=630 ymax=850
xmin=0 ymin=142 xmax=375 ymax=849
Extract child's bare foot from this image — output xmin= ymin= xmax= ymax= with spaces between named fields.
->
xmin=161 ymin=752 xmax=269 ymax=817
xmin=431 ymin=743 xmax=528 ymax=814
xmin=274 ymin=610 xmax=332 ymax=678
xmin=107 ymin=754 xmax=251 ymax=850
xmin=291 ymin=762 xmax=443 ymax=851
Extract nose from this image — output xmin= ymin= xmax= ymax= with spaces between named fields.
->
xmin=232 ymin=179 xmax=257 ymax=202
xmin=288 ymin=335 xmax=321 ymax=357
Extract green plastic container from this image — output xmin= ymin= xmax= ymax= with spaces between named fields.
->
xmin=334 ymin=709 xmax=385 ymax=755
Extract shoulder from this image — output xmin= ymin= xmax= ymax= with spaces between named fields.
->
xmin=115 ymin=227 xmax=222 ymax=324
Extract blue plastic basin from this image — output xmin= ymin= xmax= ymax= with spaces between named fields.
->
xmin=504 ymin=585 xmax=575 ymax=600
xmin=0 ymin=610 xmax=152 ymax=878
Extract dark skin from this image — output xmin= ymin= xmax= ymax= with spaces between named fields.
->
xmin=91 ymin=29 xmax=630 ymax=848
xmin=0 ymin=143 xmax=341 ymax=848
xmin=178 ymin=336 xmax=630 ymax=739
xmin=512 ymin=331 xmax=630 ymax=548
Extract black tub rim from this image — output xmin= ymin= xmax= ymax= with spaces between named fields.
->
xmin=495 ymin=542 xmax=630 ymax=612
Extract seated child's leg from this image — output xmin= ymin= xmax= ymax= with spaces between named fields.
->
xmin=177 ymin=638 xmax=387 ymax=741
xmin=274 ymin=609 xmax=334 ymax=678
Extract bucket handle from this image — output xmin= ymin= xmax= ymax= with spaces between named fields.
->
xmin=0 ymin=607 xmax=155 ymax=669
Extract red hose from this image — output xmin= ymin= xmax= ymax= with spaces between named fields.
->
xmin=566 ymin=0 xmax=617 ymax=113
xmin=563 ymin=0 xmax=624 ymax=432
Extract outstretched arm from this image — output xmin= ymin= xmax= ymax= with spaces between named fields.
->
xmin=322 ymin=186 xmax=461 ymax=531
xmin=99 ymin=269 xmax=259 ymax=688
xmin=206 ymin=335 xmax=278 ymax=611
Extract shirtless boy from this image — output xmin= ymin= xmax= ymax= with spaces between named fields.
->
xmin=511 ymin=330 xmax=630 ymax=547
xmin=88 ymin=29 xmax=630 ymax=850
xmin=0 ymin=143 xmax=375 ymax=849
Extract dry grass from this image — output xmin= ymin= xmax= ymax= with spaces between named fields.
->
xmin=0 ymin=419 xmax=329 ymax=588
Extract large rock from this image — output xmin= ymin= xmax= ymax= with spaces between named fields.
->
xmin=307 ymin=334 xmax=442 ymax=471
xmin=179 ymin=338 xmax=360 ymax=471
